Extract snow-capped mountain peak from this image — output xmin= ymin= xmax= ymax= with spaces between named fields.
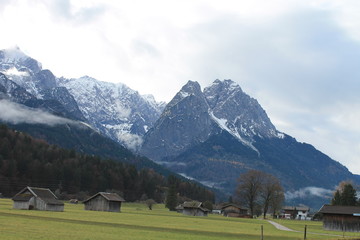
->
xmin=141 ymin=79 xmax=282 ymax=161
xmin=57 ymin=75 xmax=165 ymax=150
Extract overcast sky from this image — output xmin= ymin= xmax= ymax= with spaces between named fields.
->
xmin=1 ymin=0 xmax=360 ymax=174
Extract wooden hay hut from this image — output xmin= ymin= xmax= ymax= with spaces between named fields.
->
xmin=221 ymin=203 xmax=249 ymax=218
xmin=318 ymin=204 xmax=360 ymax=232
xmin=176 ymin=201 xmax=209 ymax=217
xmin=83 ymin=192 xmax=125 ymax=212
xmin=12 ymin=186 xmax=64 ymax=211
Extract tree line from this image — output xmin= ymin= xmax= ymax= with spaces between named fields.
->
xmin=0 ymin=124 xmax=214 ymax=204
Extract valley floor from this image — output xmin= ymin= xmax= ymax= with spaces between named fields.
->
xmin=0 ymin=199 xmax=359 ymax=240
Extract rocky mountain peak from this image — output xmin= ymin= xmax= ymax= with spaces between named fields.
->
xmin=0 ymin=47 xmax=42 ymax=74
xmin=141 ymin=79 xmax=283 ymax=162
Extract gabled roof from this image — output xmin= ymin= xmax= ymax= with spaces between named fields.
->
xmin=177 ymin=201 xmax=209 ymax=212
xmin=83 ymin=192 xmax=125 ymax=203
xmin=283 ymin=206 xmax=310 ymax=211
xmin=183 ymin=201 xmax=202 ymax=208
xmin=12 ymin=186 xmax=63 ymax=205
xmin=221 ymin=203 xmax=248 ymax=210
xmin=318 ymin=204 xmax=360 ymax=215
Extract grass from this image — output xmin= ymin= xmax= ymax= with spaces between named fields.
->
xmin=0 ymin=199 xmax=360 ymax=240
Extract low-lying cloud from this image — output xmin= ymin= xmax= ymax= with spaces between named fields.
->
xmin=0 ymin=99 xmax=75 ymax=126
xmin=285 ymin=186 xmax=334 ymax=200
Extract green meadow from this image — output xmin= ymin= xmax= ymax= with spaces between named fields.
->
xmin=0 ymin=199 xmax=359 ymax=240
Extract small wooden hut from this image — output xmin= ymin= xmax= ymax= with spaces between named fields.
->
xmin=221 ymin=203 xmax=249 ymax=217
xmin=83 ymin=192 xmax=125 ymax=212
xmin=318 ymin=204 xmax=360 ymax=232
xmin=12 ymin=186 xmax=64 ymax=211
xmin=176 ymin=201 xmax=209 ymax=216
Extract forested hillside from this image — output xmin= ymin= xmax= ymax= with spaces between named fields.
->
xmin=0 ymin=125 xmax=214 ymax=203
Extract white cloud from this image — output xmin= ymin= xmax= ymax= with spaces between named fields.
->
xmin=285 ymin=186 xmax=334 ymax=200
xmin=0 ymin=99 xmax=75 ymax=126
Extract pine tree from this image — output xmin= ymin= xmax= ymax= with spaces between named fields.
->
xmin=331 ymin=182 xmax=358 ymax=206
xmin=341 ymin=183 xmax=357 ymax=206
xmin=165 ymin=185 xmax=177 ymax=211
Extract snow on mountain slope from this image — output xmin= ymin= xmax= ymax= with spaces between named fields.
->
xmin=141 ymin=79 xmax=283 ymax=161
xmin=57 ymin=76 xmax=165 ymax=150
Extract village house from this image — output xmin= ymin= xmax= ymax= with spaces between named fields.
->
xmin=83 ymin=192 xmax=125 ymax=212
xmin=12 ymin=186 xmax=64 ymax=211
xmin=281 ymin=206 xmax=310 ymax=220
xmin=318 ymin=204 xmax=360 ymax=232
xmin=221 ymin=203 xmax=249 ymax=218
xmin=176 ymin=201 xmax=209 ymax=216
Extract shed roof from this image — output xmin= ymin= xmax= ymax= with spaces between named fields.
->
xmin=12 ymin=186 xmax=63 ymax=205
xmin=319 ymin=204 xmax=360 ymax=216
xmin=83 ymin=192 xmax=125 ymax=203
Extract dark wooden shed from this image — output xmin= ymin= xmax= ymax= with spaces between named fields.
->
xmin=12 ymin=186 xmax=64 ymax=211
xmin=83 ymin=192 xmax=125 ymax=212
xmin=221 ymin=203 xmax=249 ymax=217
xmin=318 ymin=204 xmax=360 ymax=232
xmin=176 ymin=201 xmax=209 ymax=216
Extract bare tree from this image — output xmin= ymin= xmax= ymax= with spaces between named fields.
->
xmin=237 ymin=170 xmax=284 ymax=218
xmin=237 ymin=170 xmax=264 ymax=217
xmin=261 ymin=173 xmax=284 ymax=218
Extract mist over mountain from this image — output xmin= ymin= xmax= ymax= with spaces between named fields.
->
xmin=0 ymin=47 xmax=165 ymax=150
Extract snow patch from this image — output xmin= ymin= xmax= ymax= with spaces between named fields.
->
xmin=2 ymin=67 xmax=30 ymax=77
xmin=209 ymin=111 xmax=260 ymax=155
xmin=144 ymin=125 xmax=149 ymax=132
xmin=179 ymin=90 xmax=190 ymax=98
xmin=277 ymin=132 xmax=285 ymax=139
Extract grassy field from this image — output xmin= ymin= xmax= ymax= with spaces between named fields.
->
xmin=0 ymin=199 xmax=360 ymax=240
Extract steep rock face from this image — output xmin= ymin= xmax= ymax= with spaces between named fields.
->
xmin=141 ymin=81 xmax=219 ymax=161
xmin=0 ymin=47 xmax=85 ymax=121
xmin=57 ymin=76 xmax=165 ymax=150
xmin=0 ymin=73 xmax=35 ymax=103
xmin=141 ymin=79 xmax=282 ymax=161
xmin=205 ymin=79 xmax=278 ymax=140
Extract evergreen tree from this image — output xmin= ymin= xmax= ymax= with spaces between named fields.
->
xmin=331 ymin=182 xmax=358 ymax=206
xmin=341 ymin=183 xmax=357 ymax=206
xmin=165 ymin=185 xmax=178 ymax=211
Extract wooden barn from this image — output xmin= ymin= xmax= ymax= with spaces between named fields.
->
xmin=221 ymin=203 xmax=249 ymax=218
xmin=176 ymin=201 xmax=209 ymax=217
xmin=12 ymin=186 xmax=64 ymax=211
xmin=83 ymin=192 xmax=125 ymax=212
xmin=318 ymin=204 xmax=360 ymax=232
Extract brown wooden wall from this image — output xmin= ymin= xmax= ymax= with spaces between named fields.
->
xmin=323 ymin=215 xmax=360 ymax=232
xmin=84 ymin=195 xmax=121 ymax=212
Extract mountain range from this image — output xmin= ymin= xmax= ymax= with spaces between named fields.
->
xmin=1 ymin=47 xmax=358 ymax=207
